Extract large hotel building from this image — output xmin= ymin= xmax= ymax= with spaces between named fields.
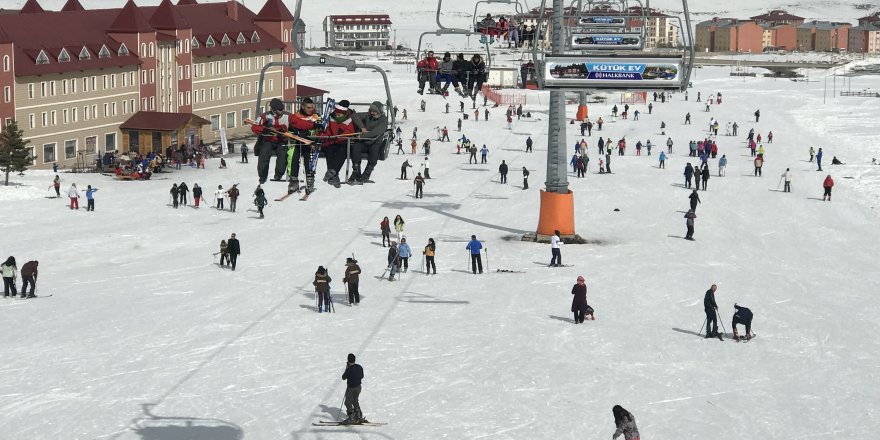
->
xmin=0 ymin=0 xmax=305 ymax=169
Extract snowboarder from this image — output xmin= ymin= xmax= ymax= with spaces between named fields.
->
xmin=19 ymin=260 xmax=38 ymax=298
xmin=340 ymin=353 xmax=365 ymax=425
xmin=215 ymin=185 xmax=225 ymax=210
xmin=423 ymin=238 xmax=437 ymax=275
xmin=226 ymin=233 xmax=240 ymax=271
xmin=704 ymin=284 xmax=721 ymax=339
xmin=550 ymin=230 xmax=563 ymax=267
xmin=499 ymin=160 xmax=508 ymax=184
xmin=1 ymin=256 xmax=18 ymax=298
xmin=350 ymin=102 xmax=389 ymax=184
xmin=85 ymin=185 xmax=99 ymax=211
xmin=398 ymin=238 xmax=412 ymax=272
xmin=689 ymin=189 xmax=701 ymax=212
xmin=227 ymin=184 xmax=240 ymax=212
xmin=732 ymin=304 xmax=754 ymax=341
xmin=192 ymin=183 xmax=203 ymax=207
xmin=612 ymin=405 xmax=640 ymax=440
xmin=379 ymin=217 xmax=391 ymax=247
xmin=253 ymin=185 xmax=268 ymax=219
xmin=684 ymin=209 xmax=696 ymax=240
xmin=314 ymin=266 xmax=331 ymax=312
xmin=522 ymin=167 xmax=530 ymax=189
xmin=822 ymin=175 xmax=834 ymax=201
xmin=387 ymin=242 xmax=400 ymax=281
xmin=466 ymin=235 xmax=483 ymax=274
xmin=816 ymin=147 xmax=824 ymax=171
xmin=344 ymin=258 xmax=361 ymax=304
xmin=570 ymin=275 xmax=594 ymax=323
xmin=67 ymin=183 xmax=80 ymax=210
xmin=781 ymin=168 xmax=792 ymax=192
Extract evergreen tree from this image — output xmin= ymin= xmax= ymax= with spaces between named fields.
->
xmin=0 ymin=120 xmax=32 ymax=186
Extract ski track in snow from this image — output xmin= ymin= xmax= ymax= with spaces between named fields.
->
xmin=2 ymin=47 xmax=880 ymax=438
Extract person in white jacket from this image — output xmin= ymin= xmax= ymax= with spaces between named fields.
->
xmin=781 ymin=168 xmax=792 ymax=193
xmin=549 ymin=230 xmax=563 ymax=267
xmin=420 ymin=158 xmax=431 ymax=179
xmin=215 ymin=185 xmax=225 ymax=210
xmin=67 ymin=183 xmax=80 ymax=210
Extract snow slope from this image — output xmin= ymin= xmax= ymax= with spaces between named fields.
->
xmin=2 ymin=59 xmax=880 ymax=439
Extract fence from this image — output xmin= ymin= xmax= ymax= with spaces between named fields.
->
xmin=840 ymin=91 xmax=879 ymax=98
xmin=481 ymin=86 xmax=527 ymax=106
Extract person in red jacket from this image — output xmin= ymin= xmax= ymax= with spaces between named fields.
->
xmin=416 ymin=51 xmax=439 ymax=95
xmin=823 ymin=175 xmax=834 ymax=201
xmin=287 ymin=98 xmax=323 ymax=194
xmin=321 ymin=100 xmax=357 ymax=188
xmin=251 ymin=98 xmax=292 ymax=184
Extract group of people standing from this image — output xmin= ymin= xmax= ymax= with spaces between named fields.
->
xmin=1 ymin=257 xmax=39 ymax=299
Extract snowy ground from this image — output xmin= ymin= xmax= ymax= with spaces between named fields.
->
xmin=2 ymin=58 xmax=880 ymax=439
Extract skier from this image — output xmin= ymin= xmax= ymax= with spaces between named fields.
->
xmin=368 ymin=219 xmax=386 ymax=251
xmin=466 ymin=235 xmax=483 ymax=274
xmin=684 ymin=113 xmax=691 ymax=124
xmin=85 ymin=185 xmax=98 ymax=211
xmin=423 ymin=238 xmax=437 ymax=275
xmin=225 ymin=184 xmax=239 ymax=212
xmin=767 ymin=131 xmax=773 ymax=143
xmin=287 ymin=98 xmax=325 ymax=194
xmin=684 ymin=209 xmax=696 ymax=240
xmin=420 ymin=158 xmax=431 ymax=179
xmin=321 ymin=99 xmax=356 ymax=188
xmin=19 ymin=260 xmax=38 ymax=298
xmin=350 ymin=102 xmax=389 ymax=184
xmin=387 ymin=242 xmax=400 ymax=281
xmin=192 ymin=183 xmax=203 ymax=208
xmin=250 ymin=98 xmax=291 ymax=184
xmin=597 ymin=117 xmax=603 ymax=131
xmin=422 ymin=138 xmax=431 ymax=156
xmin=52 ymin=175 xmax=61 ymax=198
xmin=666 ymin=137 xmax=673 ymax=154
xmin=1 ymin=256 xmax=17 ymax=298
xmin=684 ymin=163 xmax=694 ymax=189
xmin=718 ymin=155 xmax=727 ymax=176
xmin=550 ymin=230 xmax=563 ymax=267
xmin=398 ymin=237 xmax=412 ymax=272
xmin=704 ymin=284 xmax=721 ymax=339
xmin=400 ymin=159 xmax=412 ymax=180
xmin=754 ymin=109 xmax=760 ymax=122
xmin=393 ymin=215 xmax=405 ymax=240
xmin=732 ymin=122 xmax=738 ymax=136
xmin=240 ymin=143 xmax=249 ymax=163
xmin=732 ymin=304 xmax=754 ymax=341
xmin=219 ymin=240 xmax=229 ymax=267
xmin=314 ymin=266 xmax=331 ymax=312
xmin=480 ymin=145 xmax=489 ymax=164
xmin=67 ymin=183 xmax=80 ymax=210
xmin=612 ymin=405 xmax=640 ymax=440
xmin=816 ymin=147 xmax=824 ymax=171
xmin=226 ymin=233 xmax=240 ymax=271
xmin=754 ymin=155 xmax=763 ymax=177
xmin=253 ymin=185 xmax=268 ymax=219
xmin=344 ymin=258 xmax=361 ymax=304
xmin=822 ymin=175 xmax=834 ymax=201
xmin=781 ymin=168 xmax=792 ymax=192
xmin=701 ymin=166 xmax=710 ymax=191
xmin=809 ymin=146 xmax=815 ymax=162
xmin=499 ymin=160 xmax=508 ymax=184
xmin=526 ymin=136 xmax=533 ymax=153
xmin=570 ymin=275 xmax=594 ymax=323
xmin=215 ymin=185 xmax=225 ymax=210
xmin=340 ymin=353 xmax=365 ymax=425
xmin=484 ymin=108 xmax=490 ymax=121
xmin=831 ymin=156 xmax=844 ymax=165
xmin=178 ymin=182 xmax=189 ymax=206
xmin=522 ymin=167 xmax=530 ymax=189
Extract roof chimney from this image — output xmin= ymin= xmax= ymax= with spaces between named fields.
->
xmin=227 ymin=0 xmax=239 ymax=21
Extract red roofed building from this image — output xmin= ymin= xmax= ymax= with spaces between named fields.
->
xmin=0 ymin=0 xmax=303 ymax=169
xmin=323 ymin=15 xmax=392 ymax=49
xmin=750 ymin=10 xmax=805 ymax=26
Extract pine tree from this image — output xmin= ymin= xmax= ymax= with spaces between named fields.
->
xmin=0 ymin=120 xmax=32 ymax=186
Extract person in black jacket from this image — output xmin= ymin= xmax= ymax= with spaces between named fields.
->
xmin=684 ymin=163 xmax=694 ymax=188
xmin=732 ymin=304 xmax=754 ymax=340
xmin=689 ymin=189 xmax=701 ymax=212
xmin=226 ymin=233 xmax=241 ymax=271
xmin=192 ymin=183 xmax=203 ymax=207
xmin=341 ymin=353 xmax=366 ymax=425
xmin=704 ymin=284 xmax=721 ymax=339
xmin=498 ymin=160 xmax=508 ymax=184
xmin=170 ymin=183 xmax=180 ymax=208
xmin=178 ymin=182 xmax=189 ymax=206
xmin=612 ymin=405 xmax=640 ymax=440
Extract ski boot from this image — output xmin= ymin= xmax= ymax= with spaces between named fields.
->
xmin=305 ymin=173 xmax=316 ymax=194
xmin=287 ymin=179 xmax=300 ymax=194
xmin=479 ymin=35 xmax=487 ymax=44
xmin=328 ymin=171 xmax=342 ymax=188
xmin=417 ymin=88 xmax=424 ymax=95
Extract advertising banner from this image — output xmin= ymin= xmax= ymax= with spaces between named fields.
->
xmin=571 ymin=34 xmax=643 ymax=50
xmin=543 ymin=57 xmax=682 ymax=89
xmin=577 ymin=16 xmax=626 ymax=27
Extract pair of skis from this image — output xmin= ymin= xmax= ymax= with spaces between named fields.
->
xmin=274 ymin=99 xmax=338 ymax=202
xmin=312 ymin=420 xmax=386 ymax=427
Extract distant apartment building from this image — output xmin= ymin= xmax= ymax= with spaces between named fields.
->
xmin=323 ymin=15 xmax=391 ymax=49
xmin=695 ymin=18 xmax=763 ymax=53
xmin=848 ymin=23 xmax=880 ymax=53
xmin=857 ymin=11 xmax=880 ymax=26
xmin=0 ymin=0 xmax=306 ymax=169
xmin=796 ymin=21 xmax=851 ymax=52
xmin=750 ymin=10 xmax=805 ymax=26
xmin=624 ymin=7 xmax=680 ymax=48
xmin=759 ymin=24 xmax=798 ymax=50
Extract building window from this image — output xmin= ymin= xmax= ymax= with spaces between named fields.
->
xmin=99 ymin=45 xmax=111 ymax=59
xmin=84 ymin=106 xmax=89 ymax=121
xmin=72 ymin=107 xmax=77 ymax=122
xmin=241 ymin=108 xmax=250 ymax=122
xmin=105 ymin=133 xmax=116 ymax=152
xmin=40 ymin=82 xmax=46 ymax=97
xmin=102 ymin=75 xmax=108 ymax=89
xmin=142 ymin=70 xmax=147 ymax=85
xmin=149 ymin=42 xmax=155 ymax=57
xmin=118 ymin=43 xmax=129 ymax=56
xmin=78 ymin=46 xmax=90 ymax=60
xmin=51 ymin=110 xmax=56 ymax=125
xmin=43 ymin=143 xmax=56 ymax=163
xmin=185 ymin=65 xmax=190 ymax=79
xmin=41 ymin=112 xmax=47 ymax=127
xmin=65 ymin=139 xmax=77 ymax=159
xmin=225 ymin=85 xmax=229 ymax=98
xmin=150 ymin=69 xmax=155 ymax=83
xmin=210 ymin=114 xmax=220 ymax=131
xmin=269 ymin=79 xmax=274 ymax=91
xmin=63 ymin=109 xmax=69 ymax=124
xmin=103 ymin=103 xmax=109 ymax=118
xmin=226 ymin=112 xmax=236 ymax=129
xmin=2 ymin=86 xmax=9 ymax=103
xmin=62 ymin=79 xmax=69 ymax=94
xmin=83 ymin=77 xmax=89 ymax=92
xmin=112 ymin=102 xmax=117 ymax=116
xmin=237 ymin=33 xmax=246 ymax=44
xmin=85 ymin=136 xmax=97 ymax=154
xmin=191 ymin=37 xmax=199 ymax=48
xmin=2 ymin=55 xmax=8 ymax=71
xmin=221 ymin=34 xmax=231 ymax=46
xmin=111 ymin=74 xmax=117 ymax=88
xmin=150 ymin=97 xmax=155 ymax=110
xmin=91 ymin=76 xmax=96 ymax=90
xmin=36 ymin=50 xmax=50 ymax=65
xmin=251 ymin=31 xmax=260 ymax=43
xmin=29 ymin=114 xmax=35 ymax=129
xmin=58 ymin=48 xmax=70 ymax=63
xmin=206 ymin=36 xmax=216 ymax=47
xmin=186 ymin=91 xmax=191 ymax=105
xmin=92 ymin=104 xmax=97 ymax=119
xmin=210 ymin=88 xmax=215 ymax=101
xmin=179 ymin=92 xmax=183 ymax=106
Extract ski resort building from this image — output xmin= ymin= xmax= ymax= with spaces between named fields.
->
xmin=796 ymin=21 xmax=851 ymax=52
xmin=849 ymin=12 xmax=880 ymax=53
xmin=0 ymin=0 xmax=304 ymax=170
xmin=322 ymin=15 xmax=392 ymax=49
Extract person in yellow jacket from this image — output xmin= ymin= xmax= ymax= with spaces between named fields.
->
xmin=757 ymin=145 xmax=765 ymax=157
xmin=423 ymin=238 xmax=437 ymax=275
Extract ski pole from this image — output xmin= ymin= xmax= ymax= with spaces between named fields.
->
xmin=345 ymin=283 xmax=350 ymax=306
xmin=315 ymin=291 xmax=319 ymax=312
xmin=777 ymin=176 xmax=783 ymax=190
xmin=698 ymin=318 xmax=706 ymax=337
xmin=717 ymin=308 xmax=727 ymax=335
xmin=485 ymin=247 xmax=489 ymax=272
xmin=338 ymin=393 xmax=346 ymax=421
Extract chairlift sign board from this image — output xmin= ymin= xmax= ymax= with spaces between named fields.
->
xmin=543 ymin=56 xmax=682 ymax=89
xmin=571 ymin=34 xmax=643 ymax=50
xmin=578 ymin=16 xmax=626 ymax=27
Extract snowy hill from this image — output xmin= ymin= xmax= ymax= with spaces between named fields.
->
xmin=2 ymin=53 xmax=880 ymax=439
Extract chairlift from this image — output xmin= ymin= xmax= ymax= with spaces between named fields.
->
xmin=416 ymin=0 xmax=492 ymax=70
xmin=253 ymin=0 xmax=396 ymax=161
xmin=472 ymin=0 xmax=529 ymax=33
xmin=530 ymin=0 xmax=695 ymax=92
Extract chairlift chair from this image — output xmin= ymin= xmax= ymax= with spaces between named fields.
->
xmin=253 ymin=0 xmax=396 ymax=161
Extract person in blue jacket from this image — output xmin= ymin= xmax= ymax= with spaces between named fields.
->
xmin=85 ymin=185 xmax=99 ymax=212
xmin=816 ymin=147 xmax=823 ymax=171
xmin=658 ymin=151 xmax=667 ymax=169
xmin=397 ymin=238 xmax=412 ymax=273
xmin=718 ymin=155 xmax=727 ymax=176
xmin=465 ymin=235 xmax=483 ymax=274
xmin=570 ymin=154 xmax=578 ymax=173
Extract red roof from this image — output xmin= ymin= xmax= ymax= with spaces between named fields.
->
xmin=177 ymin=0 xmax=198 ymax=4
xmin=107 ymin=0 xmax=153 ymax=34
xmin=750 ymin=10 xmax=804 ymax=21
xmin=20 ymin=0 xmax=45 ymax=14
xmin=120 ymin=111 xmax=210 ymax=131
xmin=150 ymin=0 xmax=189 ymax=30
xmin=328 ymin=14 xmax=392 ymax=25
xmin=296 ymin=84 xmax=328 ymax=97
xmin=255 ymin=0 xmax=293 ymax=22
xmin=61 ymin=0 xmax=85 ymax=12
